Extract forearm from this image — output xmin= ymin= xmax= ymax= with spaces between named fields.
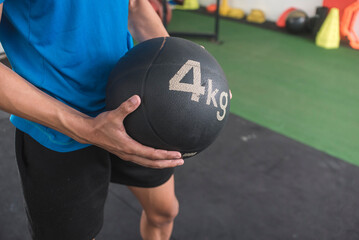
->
xmin=128 ymin=0 xmax=169 ymax=43
xmin=0 ymin=63 xmax=183 ymax=167
xmin=0 ymin=3 xmax=3 ymax=22
xmin=0 ymin=63 xmax=92 ymax=144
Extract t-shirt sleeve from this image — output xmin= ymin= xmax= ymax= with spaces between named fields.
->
xmin=0 ymin=0 xmax=5 ymax=4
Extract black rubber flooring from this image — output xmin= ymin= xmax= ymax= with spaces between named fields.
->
xmin=1 ymin=109 xmax=359 ymax=240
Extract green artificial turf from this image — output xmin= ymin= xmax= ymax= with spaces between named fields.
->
xmin=168 ymin=10 xmax=359 ymax=166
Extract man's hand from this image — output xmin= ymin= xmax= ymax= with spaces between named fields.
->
xmin=85 ymin=95 xmax=184 ymax=168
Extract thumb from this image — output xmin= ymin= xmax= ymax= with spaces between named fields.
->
xmin=115 ymin=95 xmax=141 ymax=120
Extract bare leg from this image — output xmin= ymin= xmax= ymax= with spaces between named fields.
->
xmin=128 ymin=175 xmax=179 ymax=240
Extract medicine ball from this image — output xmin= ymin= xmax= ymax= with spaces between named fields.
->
xmin=106 ymin=37 xmax=230 ymax=158
xmin=285 ymin=10 xmax=309 ymax=34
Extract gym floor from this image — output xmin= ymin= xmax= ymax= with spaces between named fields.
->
xmin=1 ymin=9 xmax=359 ymax=240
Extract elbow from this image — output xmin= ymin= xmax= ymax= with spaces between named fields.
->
xmin=0 ymin=3 xmax=3 ymax=23
xmin=128 ymin=0 xmax=141 ymax=12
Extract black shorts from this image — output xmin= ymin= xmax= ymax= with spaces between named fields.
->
xmin=15 ymin=129 xmax=174 ymax=240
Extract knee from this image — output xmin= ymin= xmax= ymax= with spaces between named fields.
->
xmin=145 ymin=198 xmax=179 ymax=227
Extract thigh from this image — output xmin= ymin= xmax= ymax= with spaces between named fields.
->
xmin=128 ymin=175 xmax=178 ymax=218
xmin=110 ymin=154 xmax=174 ymax=188
xmin=15 ymin=129 xmax=110 ymax=240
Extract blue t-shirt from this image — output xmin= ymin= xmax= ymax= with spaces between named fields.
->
xmin=0 ymin=0 xmax=133 ymax=152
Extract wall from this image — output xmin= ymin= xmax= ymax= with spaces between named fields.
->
xmin=199 ymin=0 xmax=323 ymax=21
xmin=354 ymin=13 xmax=359 ymax=37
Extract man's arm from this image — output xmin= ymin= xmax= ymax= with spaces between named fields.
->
xmin=0 ymin=66 xmax=183 ymax=168
xmin=128 ymin=0 xmax=169 ymax=43
xmin=0 ymin=3 xmax=3 ymax=22
xmin=0 ymin=3 xmax=183 ymax=169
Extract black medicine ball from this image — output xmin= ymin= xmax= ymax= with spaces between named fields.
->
xmin=106 ymin=37 xmax=230 ymax=158
xmin=285 ymin=10 xmax=309 ymax=34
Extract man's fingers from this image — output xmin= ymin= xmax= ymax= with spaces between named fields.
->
xmin=120 ymin=153 xmax=184 ymax=168
xmin=115 ymin=95 xmax=141 ymax=121
xmin=115 ymin=138 xmax=184 ymax=168
xmin=121 ymin=135 xmax=182 ymax=160
xmin=90 ymin=95 xmax=184 ymax=169
xmin=106 ymin=94 xmax=185 ymax=168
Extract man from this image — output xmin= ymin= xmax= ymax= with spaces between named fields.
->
xmin=0 ymin=0 xmax=184 ymax=239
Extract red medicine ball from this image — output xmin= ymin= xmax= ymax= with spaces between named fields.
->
xmin=106 ymin=37 xmax=230 ymax=158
